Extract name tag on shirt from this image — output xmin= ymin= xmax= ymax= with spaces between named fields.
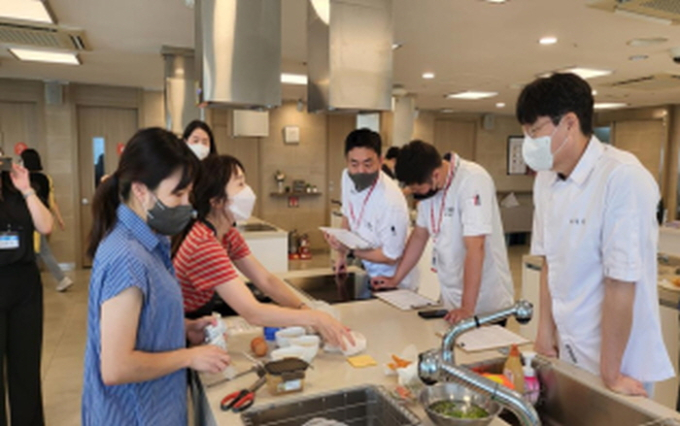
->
xmin=0 ymin=232 xmax=20 ymax=250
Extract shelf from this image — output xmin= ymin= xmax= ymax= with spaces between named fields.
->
xmin=270 ymin=192 xmax=322 ymax=197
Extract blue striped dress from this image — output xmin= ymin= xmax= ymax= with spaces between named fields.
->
xmin=82 ymin=204 xmax=187 ymax=425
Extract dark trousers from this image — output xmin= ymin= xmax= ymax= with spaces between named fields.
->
xmin=0 ymin=263 xmax=44 ymax=426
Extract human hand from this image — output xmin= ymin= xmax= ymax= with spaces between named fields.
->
xmin=534 ymin=330 xmax=558 ymax=358
xmin=9 ymin=164 xmax=31 ymax=194
xmin=323 ymin=232 xmax=348 ymax=253
xmin=188 ymin=345 xmax=231 ymax=373
xmin=370 ymin=276 xmax=398 ymax=291
xmin=312 ymin=311 xmax=354 ymax=351
xmin=185 ymin=316 xmax=218 ymax=347
xmin=332 ymin=255 xmax=347 ymax=275
xmin=444 ymin=307 xmax=474 ymax=324
xmin=58 ymin=218 xmax=66 ymax=231
xmin=603 ymin=373 xmax=647 ymax=397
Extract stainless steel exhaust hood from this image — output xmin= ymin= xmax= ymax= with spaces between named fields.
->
xmin=162 ymin=47 xmax=201 ymax=135
xmin=307 ymin=0 xmax=393 ymax=113
xmin=195 ymin=0 xmax=281 ymax=108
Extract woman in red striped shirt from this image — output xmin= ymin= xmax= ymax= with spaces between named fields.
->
xmin=173 ymin=155 xmax=352 ymax=349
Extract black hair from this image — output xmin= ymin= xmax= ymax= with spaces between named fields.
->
xmin=21 ymin=149 xmax=43 ymax=172
xmin=172 ymin=155 xmax=245 ymax=256
xmin=516 ymin=73 xmax=594 ymax=136
xmin=344 ymin=128 xmax=382 ymax=157
xmin=385 ymin=146 xmax=400 ymax=160
xmin=182 ymin=120 xmax=217 ymax=156
xmin=87 ymin=127 xmax=199 ymax=258
xmin=395 ymin=140 xmax=442 ymax=185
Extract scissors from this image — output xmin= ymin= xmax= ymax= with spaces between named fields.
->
xmin=220 ymin=375 xmax=267 ymax=413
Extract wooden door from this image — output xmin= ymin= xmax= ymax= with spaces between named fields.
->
xmin=433 ymin=119 xmax=476 ymax=160
xmin=0 ymin=101 xmax=39 ymax=156
xmin=77 ymin=106 xmax=138 ymax=267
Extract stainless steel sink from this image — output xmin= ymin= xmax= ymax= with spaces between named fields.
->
xmin=238 ymin=223 xmax=278 ymax=232
xmin=240 ymin=385 xmax=421 ymax=426
xmin=462 ymin=357 xmax=671 ymax=426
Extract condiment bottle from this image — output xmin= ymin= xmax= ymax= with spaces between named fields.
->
xmin=503 ymin=344 xmax=525 ymax=394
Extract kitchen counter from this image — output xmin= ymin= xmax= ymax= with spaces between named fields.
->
xmin=236 ymin=216 xmax=288 ymax=273
xmin=198 ymin=267 xmax=680 ymax=425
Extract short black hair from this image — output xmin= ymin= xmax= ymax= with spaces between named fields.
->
xmin=344 ymin=128 xmax=382 ymax=157
xmin=385 ymin=146 xmax=400 ymax=160
xmin=182 ymin=120 xmax=217 ymax=155
xmin=21 ymin=148 xmax=43 ymax=172
xmin=516 ymin=73 xmax=594 ymax=136
xmin=395 ymin=140 xmax=442 ymax=185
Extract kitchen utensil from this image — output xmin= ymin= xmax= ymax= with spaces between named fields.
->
xmin=419 ymin=382 xmax=501 ymax=426
xmin=220 ymin=375 xmax=267 ymax=413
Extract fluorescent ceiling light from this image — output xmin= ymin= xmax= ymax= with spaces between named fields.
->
xmin=547 ymin=67 xmax=612 ymax=80
xmin=614 ymin=8 xmax=671 ymax=25
xmin=629 ymin=54 xmax=648 ymax=61
xmin=484 ymin=0 xmax=507 ymax=3
xmin=0 ymin=0 xmax=54 ymax=23
xmin=539 ymin=36 xmax=557 ymax=45
xmin=446 ymin=91 xmax=497 ymax=100
xmin=441 ymin=109 xmax=454 ymax=113
xmin=281 ymin=73 xmax=307 ymax=85
xmin=10 ymin=48 xmax=79 ymax=65
xmin=422 ymin=72 xmax=435 ymax=79
xmin=594 ymin=102 xmax=627 ymax=110
xmin=627 ymin=37 xmax=668 ymax=47
xmin=496 ymin=102 xmax=506 ymax=108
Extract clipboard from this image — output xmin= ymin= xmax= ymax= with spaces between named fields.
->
xmin=319 ymin=227 xmax=373 ymax=250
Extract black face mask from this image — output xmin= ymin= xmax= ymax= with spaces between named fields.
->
xmin=146 ymin=196 xmax=195 ymax=236
xmin=413 ymin=188 xmax=438 ymax=200
xmin=349 ymin=171 xmax=379 ymax=192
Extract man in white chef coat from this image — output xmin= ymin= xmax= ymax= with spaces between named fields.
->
xmin=371 ymin=140 xmax=514 ymax=323
xmin=324 ymin=128 xmax=415 ymax=291
xmin=516 ymin=72 xmax=673 ymax=396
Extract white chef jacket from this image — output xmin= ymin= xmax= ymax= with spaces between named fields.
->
xmin=415 ymin=154 xmax=514 ymax=313
xmin=531 ymin=136 xmax=674 ymax=382
xmin=341 ymin=169 xmax=416 ymax=290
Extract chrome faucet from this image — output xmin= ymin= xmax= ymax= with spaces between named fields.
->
xmin=419 ymin=300 xmax=540 ymax=426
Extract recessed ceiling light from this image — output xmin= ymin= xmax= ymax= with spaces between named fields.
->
xmin=441 ymin=109 xmax=454 ymax=113
xmin=10 ymin=48 xmax=79 ymax=65
xmin=539 ymin=36 xmax=557 ymax=45
xmin=592 ymin=90 xmax=598 ymax=96
xmin=281 ymin=73 xmax=307 ymax=85
xmin=594 ymin=102 xmax=627 ymax=110
xmin=392 ymin=43 xmax=403 ymax=50
xmin=422 ymin=72 xmax=435 ymax=79
xmin=496 ymin=102 xmax=506 ymax=108
xmin=542 ymin=67 xmax=612 ymax=80
xmin=0 ymin=1 xmax=54 ymax=24
xmin=446 ymin=91 xmax=498 ymax=100
xmin=629 ymin=54 xmax=648 ymax=61
xmin=627 ymin=37 xmax=668 ymax=47
xmin=484 ymin=0 xmax=507 ymax=3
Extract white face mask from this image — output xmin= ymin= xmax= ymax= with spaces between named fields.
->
xmin=229 ymin=185 xmax=257 ymax=222
xmin=188 ymin=143 xmax=210 ymax=160
xmin=522 ymin=121 xmax=568 ymax=171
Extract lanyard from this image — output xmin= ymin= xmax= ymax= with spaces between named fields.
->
xmin=348 ymin=179 xmax=378 ymax=230
xmin=430 ymin=154 xmax=458 ymax=237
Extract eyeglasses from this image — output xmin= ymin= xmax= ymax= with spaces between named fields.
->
xmin=526 ymin=116 xmax=561 ymax=138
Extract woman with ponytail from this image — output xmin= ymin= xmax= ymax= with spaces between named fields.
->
xmin=81 ymin=128 xmax=230 ymax=426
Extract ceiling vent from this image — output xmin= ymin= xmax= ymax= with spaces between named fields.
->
xmin=608 ymin=73 xmax=680 ymax=90
xmin=588 ymin=0 xmax=680 ymax=24
xmin=0 ymin=20 xmax=87 ymax=50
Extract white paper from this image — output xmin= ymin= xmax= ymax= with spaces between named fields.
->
xmin=374 ymin=289 xmax=438 ymax=311
xmin=319 ymin=227 xmax=373 ymax=250
xmin=456 ymin=325 xmax=529 ymax=352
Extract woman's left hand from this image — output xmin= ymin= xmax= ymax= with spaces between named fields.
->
xmin=9 ymin=163 xmax=31 ymax=194
xmin=186 ymin=316 xmax=216 ymax=346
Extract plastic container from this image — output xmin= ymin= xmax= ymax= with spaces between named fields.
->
xmin=503 ymin=344 xmax=525 ymax=394
xmin=263 ymin=326 xmax=280 ymax=353
xmin=204 ymin=313 xmax=228 ymax=351
xmin=523 ymin=365 xmax=540 ymax=405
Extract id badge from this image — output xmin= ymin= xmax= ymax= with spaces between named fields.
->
xmin=0 ymin=231 xmax=20 ymax=250
xmin=431 ymin=246 xmax=438 ymax=273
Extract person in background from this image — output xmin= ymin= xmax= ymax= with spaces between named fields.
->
xmin=20 ymin=148 xmax=73 ymax=292
xmin=82 ymin=128 xmax=230 ymax=426
xmin=183 ymin=120 xmax=217 ymax=161
xmin=516 ymin=73 xmax=673 ymax=396
xmin=381 ymin=146 xmax=400 ymax=180
xmin=371 ymin=140 xmax=514 ymax=324
xmin=0 ymin=156 xmax=53 ymax=425
xmin=173 ymin=155 xmax=353 ymax=349
xmin=324 ymin=129 xmax=416 ymax=292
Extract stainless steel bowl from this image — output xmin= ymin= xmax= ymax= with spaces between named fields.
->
xmin=419 ymin=383 xmax=502 ymax=426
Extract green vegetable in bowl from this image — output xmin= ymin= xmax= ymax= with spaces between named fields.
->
xmin=429 ymin=400 xmax=488 ymax=419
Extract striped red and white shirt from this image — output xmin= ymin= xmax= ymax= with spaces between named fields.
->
xmin=174 ymin=221 xmax=250 ymax=312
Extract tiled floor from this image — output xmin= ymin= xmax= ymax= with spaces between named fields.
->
xmin=38 ymin=243 xmax=530 ymax=425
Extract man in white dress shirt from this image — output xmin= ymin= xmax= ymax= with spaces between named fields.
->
xmin=371 ymin=140 xmax=514 ymax=324
xmin=516 ymin=72 xmax=673 ymax=396
xmin=324 ymin=129 xmax=415 ymax=291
